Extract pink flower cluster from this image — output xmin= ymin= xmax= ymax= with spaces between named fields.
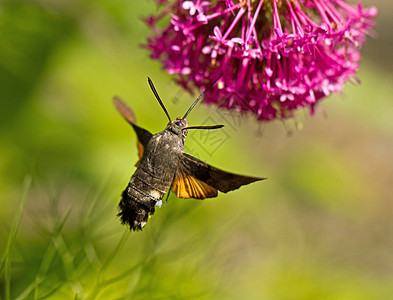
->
xmin=146 ymin=0 xmax=377 ymax=121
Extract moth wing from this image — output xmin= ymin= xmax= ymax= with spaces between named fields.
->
xmin=135 ymin=142 xmax=145 ymax=167
xmin=113 ymin=97 xmax=153 ymax=164
xmin=172 ymin=161 xmax=218 ymax=199
xmin=181 ymin=153 xmax=266 ymax=193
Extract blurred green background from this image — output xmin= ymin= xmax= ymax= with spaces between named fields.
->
xmin=1 ymin=0 xmax=392 ymax=299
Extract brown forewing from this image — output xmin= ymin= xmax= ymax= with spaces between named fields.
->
xmin=113 ymin=97 xmax=153 ymax=166
xmin=180 ymin=153 xmax=266 ymax=193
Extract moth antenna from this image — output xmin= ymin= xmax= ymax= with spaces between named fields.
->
xmin=182 ymin=74 xmax=223 ymax=119
xmin=148 ymin=77 xmax=171 ymax=122
xmin=183 ymin=125 xmax=224 ymax=130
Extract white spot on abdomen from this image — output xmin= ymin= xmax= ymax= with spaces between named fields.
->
xmin=150 ymin=190 xmax=161 ymax=200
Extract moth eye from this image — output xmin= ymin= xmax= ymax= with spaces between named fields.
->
xmin=176 ymin=121 xmax=182 ymax=126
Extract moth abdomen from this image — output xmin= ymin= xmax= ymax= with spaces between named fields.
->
xmin=118 ymin=185 xmax=158 ymax=231
xmin=118 ymin=171 xmax=170 ymax=231
xmin=117 ymin=197 xmax=153 ymax=231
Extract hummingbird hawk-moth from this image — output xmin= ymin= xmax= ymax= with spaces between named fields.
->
xmin=114 ymin=76 xmax=266 ymax=231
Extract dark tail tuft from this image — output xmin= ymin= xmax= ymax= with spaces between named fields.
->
xmin=117 ymin=191 xmax=156 ymax=231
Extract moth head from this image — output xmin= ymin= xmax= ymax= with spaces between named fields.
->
xmin=167 ymin=117 xmax=189 ymax=137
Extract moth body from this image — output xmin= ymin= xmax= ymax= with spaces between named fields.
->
xmin=114 ymin=77 xmax=265 ymax=231
xmin=118 ymin=119 xmax=188 ymax=230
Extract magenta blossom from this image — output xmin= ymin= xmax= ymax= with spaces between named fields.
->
xmin=146 ymin=0 xmax=377 ymax=121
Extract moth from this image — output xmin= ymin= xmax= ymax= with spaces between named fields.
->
xmin=114 ymin=76 xmax=266 ymax=231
